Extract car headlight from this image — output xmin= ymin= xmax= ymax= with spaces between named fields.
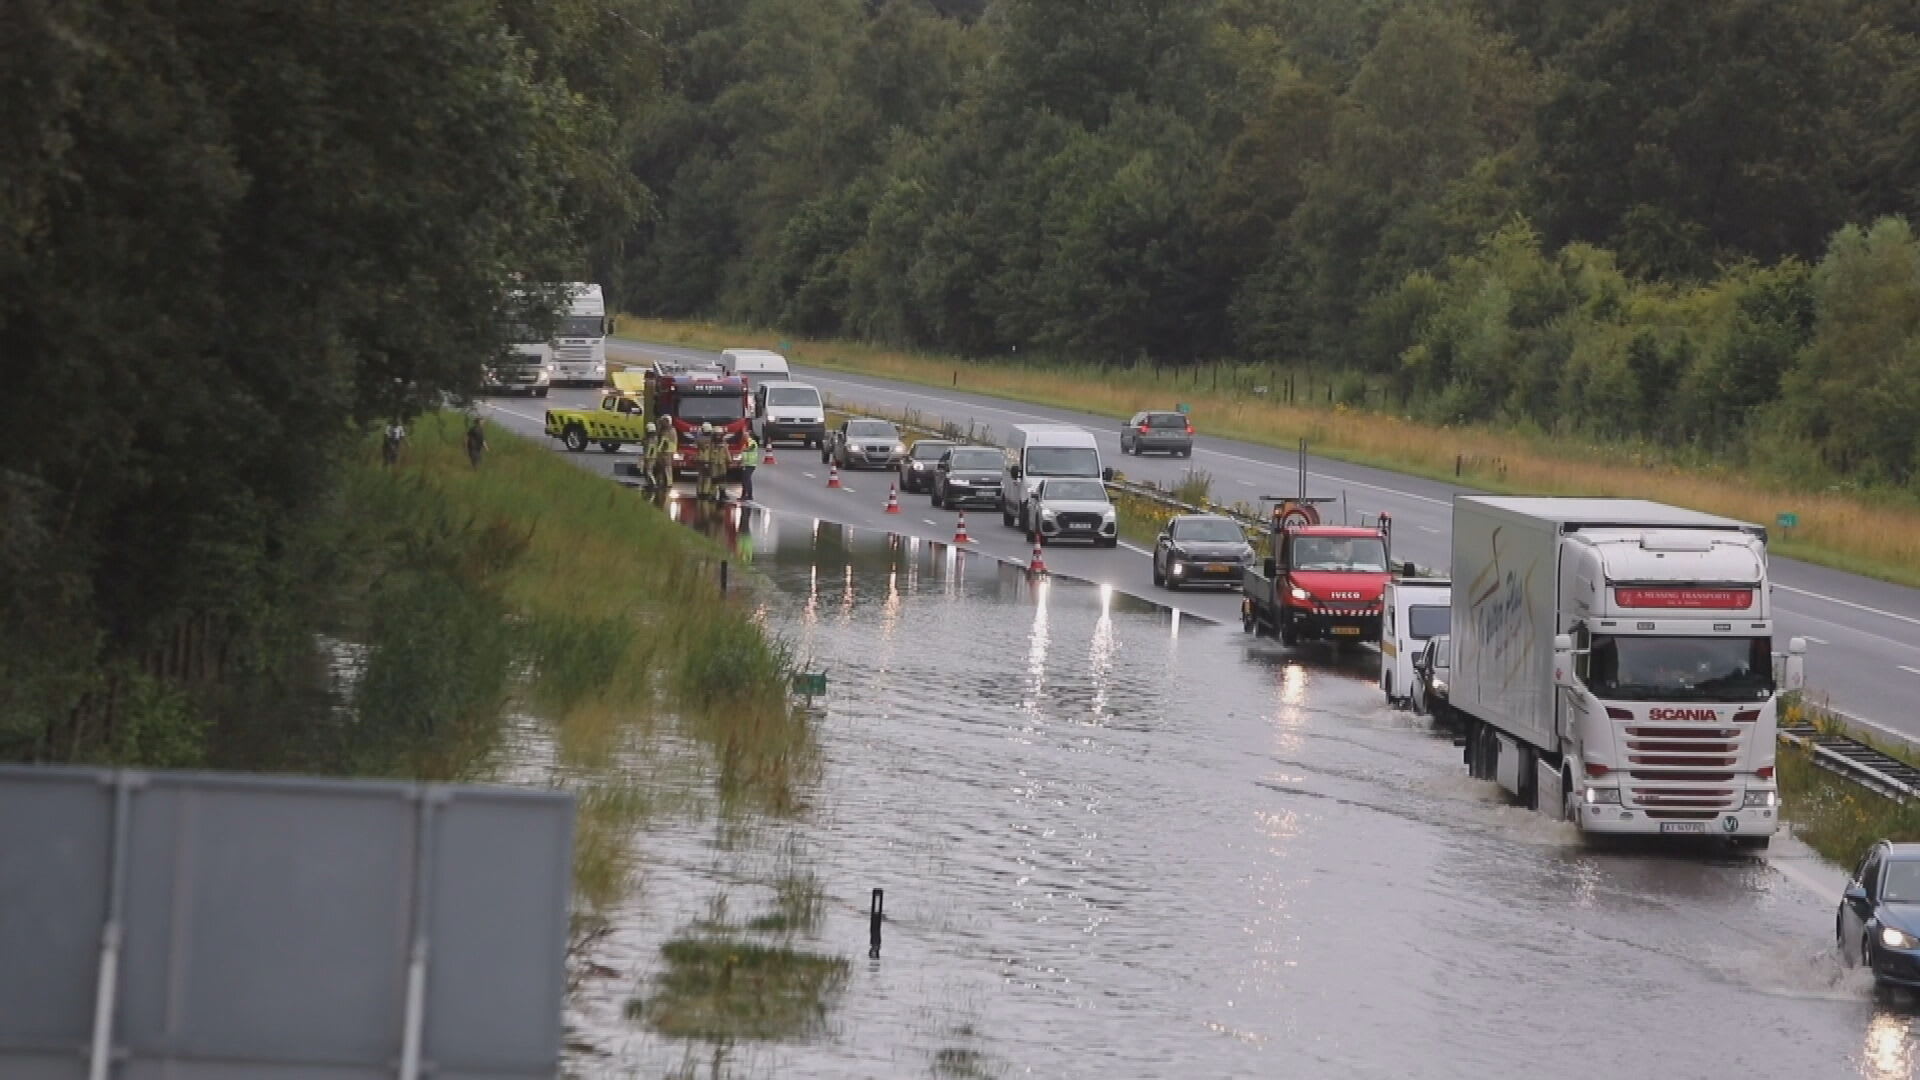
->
xmin=1430 ymin=678 xmax=1448 ymax=696
xmin=1171 ymin=562 xmax=1186 ymax=575
xmin=1883 ymin=926 xmax=1919 ymax=950
xmin=1743 ymin=789 xmax=1777 ymax=808
xmin=1040 ymin=508 xmax=1057 ymax=520
xmin=893 ymin=443 xmax=906 ymax=454
xmin=1583 ymin=786 xmax=1621 ymax=805
xmin=1289 ymin=587 xmax=1311 ymax=601
xmin=911 ymin=462 xmax=927 ymax=471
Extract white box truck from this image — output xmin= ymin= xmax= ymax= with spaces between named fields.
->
xmin=1381 ymin=577 xmax=1450 ymax=707
xmin=1449 ymin=497 xmax=1804 ymax=846
xmin=551 ymin=283 xmax=609 ymax=387
xmin=1000 ymin=425 xmax=1111 ymax=532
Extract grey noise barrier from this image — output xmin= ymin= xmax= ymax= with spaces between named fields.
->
xmin=0 ymin=765 xmax=575 ymax=1080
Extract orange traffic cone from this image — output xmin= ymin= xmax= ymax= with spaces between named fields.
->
xmin=952 ymin=513 xmax=973 ymax=544
xmin=884 ymin=483 xmax=902 ymax=514
xmin=827 ymin=463 xmax=841 ymax=489
xmin=1027 ymin=536 xmax=1047 ymax=575
xmin=762 ymin=445 xmax=777 ymax=465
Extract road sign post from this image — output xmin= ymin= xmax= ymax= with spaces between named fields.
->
xmin=1777 ymin=511 xmax=1799 ymax=532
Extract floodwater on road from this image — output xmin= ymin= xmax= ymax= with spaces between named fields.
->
xmin=543 ymin=504 xmax=1914 ymax=1079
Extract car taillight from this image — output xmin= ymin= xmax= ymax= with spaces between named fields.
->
xmin=1185 ymin=425 xmax=1194 ymax=435
xmin=1138 ymin=425 xmax=1150 ymax=433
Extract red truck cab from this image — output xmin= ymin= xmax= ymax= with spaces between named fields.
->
xmin=643 ymin=363 xmax=750 ymax=477
xmin=1243 ymin=509 xmax=1394 ymax=646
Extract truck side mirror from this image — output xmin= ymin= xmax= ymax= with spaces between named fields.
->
xmin=1102 ymin=467 xmax=1115 ymax=482
xmin=1261 ymin=557 xmax=1276 ymax=578
xmin=1009 ymin=464 xmax=1022 ymax=480
xmin=1784 ymin=636 xmax=1807 ymax=692
xmin=1553 ymin=633 xmax=1574 ymax=687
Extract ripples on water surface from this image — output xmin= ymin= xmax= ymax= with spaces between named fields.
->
xmin=548 ymin=512 xmax=1914 ymax=1079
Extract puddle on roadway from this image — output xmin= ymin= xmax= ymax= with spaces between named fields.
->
xmin=537 ymin=503 xmax=1913 ymax=1079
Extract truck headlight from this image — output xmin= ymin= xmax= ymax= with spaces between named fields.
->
xmin=1583 ymin=786 xmax=1621 ymax=805
xmin=1743 ymin=789 xmax=1777 ymax=808
xmin=1883 ymin=926 xmax=1919 ymax=950
xmin=1289 ymin=587 xmax=1311 ymax=601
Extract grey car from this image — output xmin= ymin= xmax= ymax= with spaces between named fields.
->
xmin=825 ymin=418 xmax=906 ymax=469
xmin=1024 ymin=477 xmax=1119 ymax=546
xmin=1152 ymin=514 xmax=1254 ymax=589
xmin=1411 ymin=635 xmax=1451 ymax=718
xmin=931 ymin=446 xmax=1005 ymax=509
xmin=1121 ymin=411 xmax=1193 ymax=456
xmin=899 ymin=439 xmax=956 ymax=494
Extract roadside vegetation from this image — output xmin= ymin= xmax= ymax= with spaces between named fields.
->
xmin=1778 ymin=699 xmax=1920 ymax=869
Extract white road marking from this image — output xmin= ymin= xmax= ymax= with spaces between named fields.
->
xmin=480 ymin=402 xmax=545 ymax=423
xmin=1237 ymin=479 xmax=1257 ymax=487
xmin=1804 ymin=636 xmax=1829 ymax=645
xmin=1900 ymin=666 xmax=1920 ymax=677
xmin=1417 ymin=525 xmax=1441 ymax=534
xmin=1775 ymin=584 xmax=1920 ymax=629
xmin=1119 ymin=541 xmax=1151 ymax=556
xmin=802 ymin=472 xmax=817 ymax=479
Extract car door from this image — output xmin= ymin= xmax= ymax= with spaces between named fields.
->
xmin=1411 ymin=640 xmax=1434 ymax=713
xmin=1154 ymin=522 xmax=1174 ymax=574
xmin=1844 ymin=848 xmax=1882 ymax=955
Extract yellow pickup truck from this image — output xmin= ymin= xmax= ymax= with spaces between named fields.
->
xmin=543 ymin=372 xmax=650 ymax=453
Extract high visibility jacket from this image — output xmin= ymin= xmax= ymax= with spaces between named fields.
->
xmin=740 ymin=441 xmax=762 ymax=468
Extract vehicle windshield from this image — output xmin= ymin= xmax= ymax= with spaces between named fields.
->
xmin=559 ymin=315 xmax=604 ymax=338
xmin=1173 ymin=518 xmax=1243 ymax=543
xmin=1884 ymin=860 xmax=1920 ymax=904
xmin=847 ymin=421 xmax=898 ymax=438
xmin=766 ymin=387 xmax=819 ymax=407
xmin=1026 ymin=446 xmax=1101 ymax=477
xmin=1042 ymin=480 xmax=1109 ymax=502
xmin=1290 ymin=536 xmax=1388 ymax=572
xmin=498 ymin=321 xmax=541 ymax=344
xmin=1147 ymin=413 xmax=1188 ymax=429
xmin=911 ymin=442 xmax=953 ymax=460
xmin=947 ymin=449 xmax=1002 ymax=470
xmin=1428 ymin=637 xmax=1451 ymax=668
xmin=1409 ymin=604 xmax=1450 ymax=639
xmin=673 ymin=395 xmax=745 ymax=423
xmin=1586 ymin=635 xmax=1774 ymax=702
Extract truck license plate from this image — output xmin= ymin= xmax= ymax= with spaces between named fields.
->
xmin=1660 ymin=822 xmax=1707 ymax=834
xmin=1332 ymin=626 xmax=1363 ymax=636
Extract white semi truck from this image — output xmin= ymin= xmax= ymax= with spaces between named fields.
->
xmin=1449 ymin=497 xmax=1804 ymax=846
xmin=550 ymin=283 xmax=609 ymax=387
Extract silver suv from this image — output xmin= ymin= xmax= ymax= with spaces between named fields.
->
xmin=1024 ymin=478 xmax=1118 ymax=547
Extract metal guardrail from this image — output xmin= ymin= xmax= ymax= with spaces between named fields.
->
xmin=1778 ymin=723 xmax=1920 ymax=803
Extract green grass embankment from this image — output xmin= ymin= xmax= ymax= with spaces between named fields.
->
xmin=620 ymin=315 xmax=1920 ymax=588
xmin=1778 ymin=699 xmax=1920 ymax=869
xmin=283 ymin=413 xmax=805 ymax=914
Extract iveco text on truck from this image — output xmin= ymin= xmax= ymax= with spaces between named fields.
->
xmin=1448 ymin=497 xmax=1804 ymax=846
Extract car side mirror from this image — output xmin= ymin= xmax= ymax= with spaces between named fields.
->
xmin=1102 ymin=467 xmax=1115 ymax=482
xmin=1261 ymin=557 xmax=1276 ymax=578
xmin=1846 ymin=882 xmax=1870 ymax=905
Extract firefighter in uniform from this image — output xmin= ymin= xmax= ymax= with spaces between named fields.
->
xmin=695 ymin=423 xmax=718 ymax=500
xmin=704 ymin=424 xmax=732 ymax=501
xmin=644 ymin=420 xmax=670 ymax=491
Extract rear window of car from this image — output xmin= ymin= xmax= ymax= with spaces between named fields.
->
xmin=948 ymin=449 xmax=1002 ymax=469
xmin=847 ymin=421 xmax=897 ymax=438
xmin=1147 ymin=413 xmax=1188 ymax=428
xmin=911 ymin=442 xmax=952 ymax=460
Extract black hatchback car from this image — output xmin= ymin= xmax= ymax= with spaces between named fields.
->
xmin=1840 ymin=841 xmax=1920 ymax=987
xmin=899 ymin=439 xmax=955 ymax=494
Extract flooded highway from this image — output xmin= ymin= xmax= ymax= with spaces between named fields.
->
xmin=537 ymin=506 xmax=1911 ymax=1079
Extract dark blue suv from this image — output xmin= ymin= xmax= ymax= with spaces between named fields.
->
xmin=1838 ymin=840 xmax=1920 ymax=988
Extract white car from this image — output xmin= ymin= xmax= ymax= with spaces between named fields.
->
xmin=1024 ymin=478 xmax=1118 ymax=547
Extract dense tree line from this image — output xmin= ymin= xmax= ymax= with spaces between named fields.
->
xmin=0 ymin=0 xmax=650 ymax=761
xmin=622 ymin=0 xmax=1920 ymax=486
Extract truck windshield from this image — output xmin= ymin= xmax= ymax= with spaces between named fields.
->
xmin=1586 ymin=635 xmax=1774 ymax=702
xmin=1408 ymin=604 xmax=1449 ymax=639
xmin=674 ymin=396 xmax=745 ymax=422
xmin=1291 ymin=536 xmax=1388 ymax=572
xmin=766 ymin=387 xmax=819 ymax=407
xmin=559 ymin=315 xmax=604 ymax=338
xmin=1026 ymin=446 xmax=1100 ymax=477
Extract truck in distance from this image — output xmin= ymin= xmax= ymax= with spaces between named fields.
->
xmin=1447 ymin=496 xmax=1805 ymax=846
xmin=550 ymin=283 xmax=610 ymax=387
xmin=1241 ymin=499 xmax=1393 ymax=646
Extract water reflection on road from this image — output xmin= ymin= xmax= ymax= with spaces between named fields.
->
xmin=565 ymin=507 xmax=1915 ymax=1078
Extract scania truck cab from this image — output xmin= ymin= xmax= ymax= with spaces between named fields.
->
xmin=1449 ymin=497 xmax=1805 ymax=846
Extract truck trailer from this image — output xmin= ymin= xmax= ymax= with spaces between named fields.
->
xmin=1448 ymin=497 xmax=1804 ymax=845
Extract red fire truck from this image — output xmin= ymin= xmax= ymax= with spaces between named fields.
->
xmin=1241 ymin=496 xmax=1395 ymax=646
xmin=644 ymin=362 xmax=749 ymax=479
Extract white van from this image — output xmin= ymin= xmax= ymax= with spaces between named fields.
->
xmin=753 ymin=380 xmax=826 ymax=447
xmin=721 ymin=348 xmax=792 ymax=392
xmin=1380 ymin=578 xmax=1450 ymax=706
xmin=1001 ymin=424 xmax=1110 ymax=530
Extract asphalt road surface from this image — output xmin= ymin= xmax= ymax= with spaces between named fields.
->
xmin=490 ymin=338 xmax=1920 ymax=741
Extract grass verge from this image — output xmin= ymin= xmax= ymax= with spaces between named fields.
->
xmin=1778 ymin=698 xmax=1920 ymax=868
xmin=306 ymin=414 xmax=804 ymax=912
xmin=621 ymin=316 xmax=1920 ymax=587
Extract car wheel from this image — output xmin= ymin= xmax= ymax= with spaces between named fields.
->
xmin=1152 ymin=558 xmax=1164 ymax=586
xmin=1280 ymin=619 xmax=1298 ymax=647
xmin=1100 ymin=537 xmax=1117 ymax=548
xmin=562 ymin=426 xmax=588 ymax=453
xmin=821 ymin=448 xmax=831 ymax=464
xmin=1002 ymin=500 xmax=1016 ymax=528
xmin=931 ymin=487 xmax=944 ymax=509
xmin=600 ymin=442 xmax=621 ymax=453
xmin=536 ymin=387 xmax=550 ymax=398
